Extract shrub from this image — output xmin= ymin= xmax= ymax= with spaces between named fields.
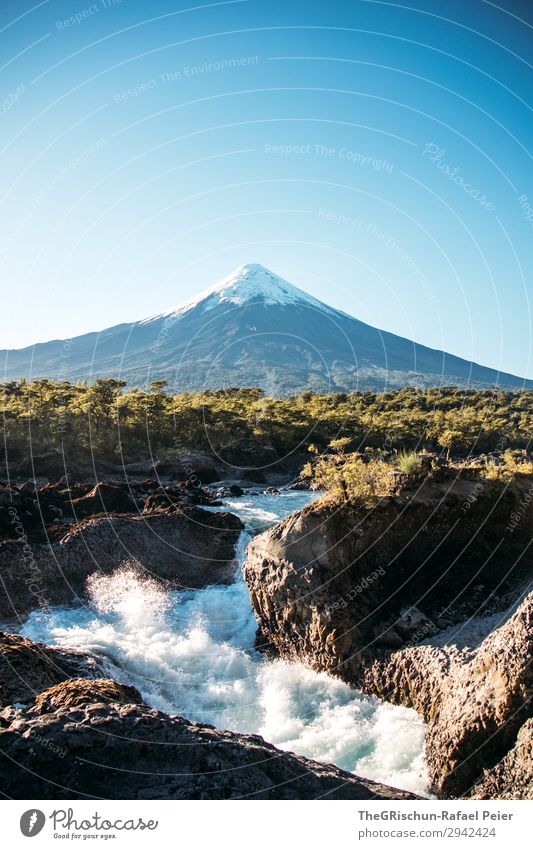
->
xmin=396 ymin=450 xmax=421 ymax=475
xmin=307 ymin=453 xmax=393 ymax=504
xmin=485 ymin=449 xmax=533 ymax=480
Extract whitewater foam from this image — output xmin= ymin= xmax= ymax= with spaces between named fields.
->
xmin=20 ymin=491 xmax=428 ymax=795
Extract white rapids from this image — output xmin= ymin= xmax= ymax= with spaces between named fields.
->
xmin=20 ymin=491 xmax=428 ymax=795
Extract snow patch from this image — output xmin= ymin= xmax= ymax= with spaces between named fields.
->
xmin=141 ymin=264 xmax=336 ymax=324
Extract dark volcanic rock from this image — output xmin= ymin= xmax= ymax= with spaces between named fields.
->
xmin=0 ymin=505 xmax=243 ymax=618
xmin=423 ymin=594 xmax=532 ymax=797
xmin=70 ymin=482 xmax=137 ymax=517
xmin=32 ymin=678 xmax=141 ymax=713
xmin=244 ymin=477 xmax=532 ymax=671
xmin=0 ymin=678 xmax=420 ymax=800
xmin=244 ymin=475 xmax=533 ymax=798
xmin=360 ymin=592 xmax=532 ymax=797
xmin=15 ymin=452 xmax=114 ymax=483
xmin=121 ymin=453 xmax=220 ymax=485
xmin=468 ymin=719 xmax=533 ymax=800
xmin=0 ymin=632 xmax=102 ymax=708
xmin=0 ymin=482 xmax=70 ymax=543
xmin=16 ymin=451 xmax=67 ymax=481
xmin=0 ymin=472 xmax=226 ymax=548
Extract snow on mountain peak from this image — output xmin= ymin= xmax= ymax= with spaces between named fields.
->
xmin=146 ymin=264 xmax=333 ymax=323
xmin=203 ymin=263 xmax=318 ymax=307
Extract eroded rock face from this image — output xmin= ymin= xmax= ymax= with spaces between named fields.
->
xmin=424 ymin=595 xmax=532 ymax=796
xmin=468 ymin=719 xmax=533 ymax=800
xmin=0 ymin=476 xmax=224 ymax=545
xmin=0 ymin=505 xmax=243 ymax=618
xmin=0 ymin=632 xmax=102 ymax=708
xmin=0 ymin=678 xmax=420 ymax=800
xmin=361 ymin=594 xmax=532 ymax=797
xmin=244 ymin=477 xmax=533 ymax=798
xmin=245 ymin=478 xmax=531 ymax=669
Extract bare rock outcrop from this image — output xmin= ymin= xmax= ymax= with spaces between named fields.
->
xmin=0 ymin=505 xmax=243 ymax=619
xmin=360 ymin=594 xmax=532 ymax=796
xmin=468 ymin=719 xmax=533 ymax=800
xmin=244 ymin=475 xmax=533 ymax=798
xmin=423 ymin=595 xmax=532 ymax=796
xmin=0 ymin=678 xmax=420 ymax=800
xmin=0 ymin=476 xmax=224 ymax=548
xmin=0 ymin=632 xmax=103 ymax=708
xmin=69 ymin=482 xmax=137 ymax=517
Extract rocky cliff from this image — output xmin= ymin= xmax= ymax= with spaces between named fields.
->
xmin=468 ymin=719 xmax=532 ymax=800
xmin=244 ymin=474 xmax=533 ymax=798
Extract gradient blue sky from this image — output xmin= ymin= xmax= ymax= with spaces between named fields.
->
xmin=1 ymin=0 xmax=532 ymax=378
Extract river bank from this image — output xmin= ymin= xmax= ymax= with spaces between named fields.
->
xmin=0 ymin=486 xmax=428 ymax=799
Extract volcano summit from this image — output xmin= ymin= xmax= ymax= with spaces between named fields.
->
xmin=2 ymin=264 xmax=530 ymax=394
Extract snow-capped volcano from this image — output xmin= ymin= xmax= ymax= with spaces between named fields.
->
xmin=1 ymin=263 xmax=530 ymax=394
xmin=144 ymin=263 xmax=335 ymax=322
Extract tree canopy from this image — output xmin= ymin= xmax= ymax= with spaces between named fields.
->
xmin=1 ymin=379 xmax=531 ymax=472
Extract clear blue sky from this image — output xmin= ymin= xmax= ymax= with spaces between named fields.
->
xmin=1 ymin=0 xmax=532 ymax=378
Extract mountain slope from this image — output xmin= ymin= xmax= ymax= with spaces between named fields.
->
xmin=2 ymin=264 xmax=530 ymax=394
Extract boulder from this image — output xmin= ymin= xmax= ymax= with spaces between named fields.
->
xmin=0 ymin=632 xmax=102 ymax=708
xmin=358 ymin=592 xmax=532 ymax=797
xmin=423 ymin=593 xmax=532 ymax=796
xmin=244 ymin=475 xmax=532 ymax=672
xmin=0 ymin=678 xmax=420 ymax=800
xmin=70 ymin=482 xmax=138 ymax=517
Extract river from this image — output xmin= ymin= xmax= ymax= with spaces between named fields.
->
xmin=20 ymin=490 xmax=428 ymax=795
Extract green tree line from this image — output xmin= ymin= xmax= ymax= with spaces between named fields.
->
xmin=1 ymin=379 xmax=531 ymax=470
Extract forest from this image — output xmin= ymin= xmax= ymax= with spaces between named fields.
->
xmin=1 ymin=378 xmax=531 ymax=474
